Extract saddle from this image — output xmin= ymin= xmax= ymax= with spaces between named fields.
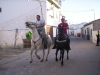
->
xmin=56 ymin=27 xmax=69 ymax=49
xmin=56 ymin=33 xmax=68 ymax=41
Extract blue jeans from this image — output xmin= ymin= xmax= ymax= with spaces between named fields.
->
xmin=65 ymin=34 xmax=70 ymax=44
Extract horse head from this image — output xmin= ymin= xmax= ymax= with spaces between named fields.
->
xmin=58 ymin=26 xmax=63 ymax=34
xmin=25 ymin=22 xmax=37 ymax=29
xmin=57 ymin=26 xmax=66 ymax=41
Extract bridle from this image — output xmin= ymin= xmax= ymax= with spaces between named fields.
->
xmin=26 ymin=22 xmax=42 ymax=45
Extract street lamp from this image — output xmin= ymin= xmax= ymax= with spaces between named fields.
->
xmin=91 ymin=9 xmax=95 ymax=30
xmin=91 ymin=9 xmax=95 ymax=21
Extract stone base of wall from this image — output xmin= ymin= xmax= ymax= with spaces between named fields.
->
xmin=0 ymin=29 xmax=30 ymax=49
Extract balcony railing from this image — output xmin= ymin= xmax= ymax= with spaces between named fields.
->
xmin=48 ymin=0 xmax=61 ymax=8
xmin=54 ymin=0 xmax=61 ymax=6
xmin=54 ymin=0 xmax=58 ymax=3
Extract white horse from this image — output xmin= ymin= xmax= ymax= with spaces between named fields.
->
xmin=25 ymin=22 xmax=52 ymax=63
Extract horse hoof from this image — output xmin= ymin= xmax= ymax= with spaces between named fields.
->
xmin=40 ymin=59 xmax=43 ymax=62
xmin=61 ymin=62 xmax=64 ymax=66
xmin=61 ymin=63 xmax=63 ymax=66
xmin=45 ymin=59 xmax=48 ymax=61
xmin=55 ymin=58 xmax=58 ymax=62
xmin=30 ymin=61 xmax=32 ymax=63
xmin=59 ymin=58 xmax=61 ymax=61
xmin=61 ymin=64 xmax=63 ymax=66
xmin=37 ymin=56 xmax=41 ymax=59
xmin=67 ymin=57 xmax=69 ymax=60
xmin=38 ymin=58 xmax=41 ymax=59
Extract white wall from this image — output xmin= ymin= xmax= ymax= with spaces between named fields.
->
xmin=46 ymin=1 xmax=61 ymax=37
xmin=46 ymin=1 xmax=60 ymax=25
xmin=0 ymin=0 xmax=47 ymax=30
xmin=83 ymin=24 xmax=93 ymax=35
xmin=82 ymin=24 xmax=99 ymax=43
xmin=0 ymin=0 xmax=47 ymax=48
xmin=0 ymin=0 xmax=62 ymax=48
xmin=92 ymin=31 xmax=97 ymax=43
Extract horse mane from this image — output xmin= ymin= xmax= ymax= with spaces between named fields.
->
xmin=56 ymin=26 xmax=69 ymax=50
xmin=57 ymin=26 xmax=66 ymax=41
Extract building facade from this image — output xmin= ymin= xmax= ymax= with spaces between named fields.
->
xmin=81 ymin=19 xmax=100 ymax=43
xmin=0 ymin=0 xmax=62 ymax=48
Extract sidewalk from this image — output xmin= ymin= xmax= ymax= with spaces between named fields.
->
xmin=0 ymin=48 xmax=30 ymax=60
xmin=0 ymin=48 xmax=30 ymax=66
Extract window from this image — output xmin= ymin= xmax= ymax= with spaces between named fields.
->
xmin=91 ymin=29 xmax=92 ymax=36
xmin=85 ymin=30 xmax=86 ymax=35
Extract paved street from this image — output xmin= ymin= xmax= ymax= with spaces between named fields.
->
xmin=0 ymin=36 xmax=100 ymax=75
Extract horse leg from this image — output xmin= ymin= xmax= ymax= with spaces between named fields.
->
xmin=55 ymin=49 xmax=59 ymax=62
xmin=35 ymin=48 xmax=41 ymax=60
xmin=67 ymin=50 xmax=69 ymax=60
xmin=46 ymin=47 xmax=50 ymax=61
xmin=61 ymin=49 xmax=64 ymax=66
xmin=40 ymin=48 xmax=45 ymax=62
xmin=59 ymin=50 xmax=61 ymax=61
xmin=30 ymin=46 xmax=35 ymax=63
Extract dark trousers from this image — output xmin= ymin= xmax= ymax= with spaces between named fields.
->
xmin=96 ymin=38 xmax=99 ymax=45
xmin=65 ymin=34 xmax=70 ymax=44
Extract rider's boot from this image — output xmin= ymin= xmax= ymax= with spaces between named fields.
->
xmin=52 ymin=44 xmax=56 ymax=49
xmin=68 ymin=38 xmax=71 ymax=50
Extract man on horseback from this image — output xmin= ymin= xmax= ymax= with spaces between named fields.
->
xmin=52 ymin=18 xmax=71 ymax=50
xmin=36 ymin=15 xmax=47 ymax=49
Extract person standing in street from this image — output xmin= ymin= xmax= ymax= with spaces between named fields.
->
xmin=96 ymin=30 xmax=100 ymax=46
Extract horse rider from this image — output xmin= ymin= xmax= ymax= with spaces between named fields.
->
xmin=36 ymin=15 xmax=47 ymax=49
xmin=52 ymin=18 xmax=71 ymax=50
xmin=96 ymin=30 xmax=100 ymax=46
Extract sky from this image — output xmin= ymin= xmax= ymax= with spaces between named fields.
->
xmin=61 ymin=0 xmax=100 ymax=24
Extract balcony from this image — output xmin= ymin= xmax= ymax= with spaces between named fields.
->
xmin=55 ymin=0 xmax=62 ymax=6
xmin=48 ymin=0 xmax=61 ymax=9
xmin=55 ymin=0 xmax=59 ymax=3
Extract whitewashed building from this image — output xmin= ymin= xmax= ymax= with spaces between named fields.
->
xmin=69 ymin=22 xmax=87 ymax=36
xmin=0 ymin=0 xmax=62 ymax=48
xmin=81 ymin=19 xmax=100 ymax=43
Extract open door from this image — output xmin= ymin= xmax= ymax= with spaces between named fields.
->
xmin=46 ymin=25 xmax=53 ymax=41
xmin=87 ymin=28 xmax=90 ymax=40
